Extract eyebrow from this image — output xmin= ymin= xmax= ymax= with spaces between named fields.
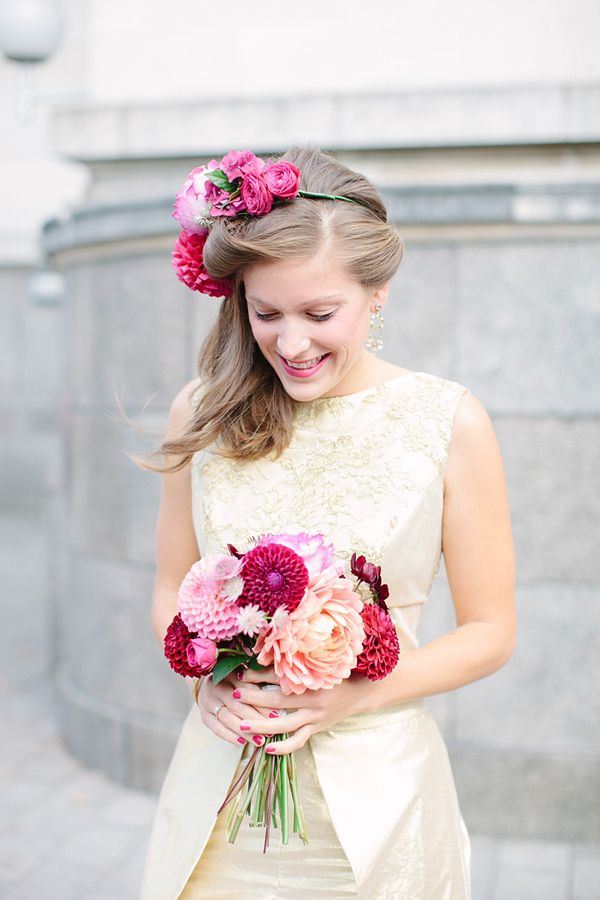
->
xmin=246 ymin=294 xmax=346 ymax=307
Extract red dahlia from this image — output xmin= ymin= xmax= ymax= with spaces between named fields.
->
xmin=353 ymin=604 xmax=400 ymax=681
xmin=238 ymin=543 xmax=309 ymax=615
xmin=164 ymin=614 xmax=206 ymax=678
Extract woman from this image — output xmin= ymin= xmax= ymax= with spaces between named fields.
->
xmin=142 ymin=146 xmax=516 ymax=899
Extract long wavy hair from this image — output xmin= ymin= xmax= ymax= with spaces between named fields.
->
xmin=159 ymin=146 xmax=403 ymax=468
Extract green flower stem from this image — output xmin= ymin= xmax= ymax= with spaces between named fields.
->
xmin=228 ymin=747 xmax=268 ymax=844
xmin=280 ymin=743 xmax=290 ymax=845
xmin=288 ymin=753 xmax=308 ymax=844
xmin=297 ymin=190 xmax=359 ymax=206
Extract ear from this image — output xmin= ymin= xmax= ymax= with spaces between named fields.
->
xmin=370 ymin=282 xmax=389 ymax=313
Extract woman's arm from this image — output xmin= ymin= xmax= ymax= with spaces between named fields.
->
xmin=152 ymin=381 xmax=201 ymax=644
xmin=226 ymin=392 xmax=516 ymax=753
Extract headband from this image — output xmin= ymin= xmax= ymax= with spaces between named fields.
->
xmin=171 ymin=149 xmax=359 ymax=298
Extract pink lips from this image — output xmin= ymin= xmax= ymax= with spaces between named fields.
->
xmin=279 ymin=354 xmax=330 ymax=378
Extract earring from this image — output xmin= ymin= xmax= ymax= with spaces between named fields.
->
xmin=366 ymin=303 xmax=384 ymax=354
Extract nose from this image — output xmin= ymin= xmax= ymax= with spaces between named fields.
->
xmin=276 ymin=320 xmax=312 ymax=360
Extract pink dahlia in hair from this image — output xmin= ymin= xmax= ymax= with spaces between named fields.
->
xmin=172 ymin=231 xmax=233 ymax=297
xmin=265 ymin=161 xmax=302 ymax=198
xmin=257 ymin=532 xmax=336 ymax=579
xmin=239 ymin=543 xmax=309 ymax=615
xmin=178 ymin=556 xmax=243 ymax=640
xmin=254 ymin=567 xmax=365 ymax=695
xmin=164 ymin=614 xmax=210 ymax=677
xmin=353 ymin=604 xmax=400 ymax=681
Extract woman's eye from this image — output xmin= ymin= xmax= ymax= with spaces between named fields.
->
xmin=309 ymin=312 xmax=335 ymax=322
xmin=254 ymin=311 xmax=278 ymax=321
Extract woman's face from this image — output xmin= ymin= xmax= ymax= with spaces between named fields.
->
xmin=244 ymin=253 xmax=388 ymax=401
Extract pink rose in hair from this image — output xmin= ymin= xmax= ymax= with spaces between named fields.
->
xmin=172 ymin=231 xmax=233 ymax=298
xmin=205 ymin=180 xmax=248 ymax=218
xmin=241 ymin=172 xmax=273 ymax=216
xmin=186 ymin=636 xmax=218 ymax=671
xmin=221 ymin=149 xmax=266 ymax=182
xmin=265 ymin=162 xmax=302 ymax=198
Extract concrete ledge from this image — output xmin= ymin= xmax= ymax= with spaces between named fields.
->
xmin=51 ymin=85 xmax=600 ymax=161
xmin=42 ymin=183 xmax=600 ymax=253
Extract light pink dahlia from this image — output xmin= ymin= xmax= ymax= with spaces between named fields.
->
xmin=254 ymin=567 xmax=365 ymax=695
xmin=239 ymin=543 xmax=309 ymax=615
xmin=178 ymin=556 xmax=242 ymax=640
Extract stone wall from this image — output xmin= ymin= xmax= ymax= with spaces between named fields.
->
xmin=42 ymin=95 xmax=600 ymax=839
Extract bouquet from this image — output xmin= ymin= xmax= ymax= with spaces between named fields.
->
xmin=164 ymin=532 xmax=400 ymax=851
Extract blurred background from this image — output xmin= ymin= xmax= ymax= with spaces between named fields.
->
xmin=1 ymin=0 xmax=599 ymax=896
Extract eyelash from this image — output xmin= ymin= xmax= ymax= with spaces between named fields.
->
xmin=253 ymin=311 xmax=335 ymax=322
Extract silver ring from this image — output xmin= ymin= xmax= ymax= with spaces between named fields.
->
xmin=213 ymin=703 xmax=225 ymax=721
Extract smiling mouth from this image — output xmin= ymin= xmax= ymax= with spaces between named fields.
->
xmin=282 ymin=355 xmax=326 ymax=370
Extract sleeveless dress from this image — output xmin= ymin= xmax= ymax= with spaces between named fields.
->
xmin=141 ymin=372 xmax=471 ymax=900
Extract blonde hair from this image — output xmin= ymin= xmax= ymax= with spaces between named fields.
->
xmin=161 ymin=147 xmax=403 ymax=468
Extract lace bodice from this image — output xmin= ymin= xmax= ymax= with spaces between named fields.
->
xmin=191 ymin=372 xmax=467 ymax=651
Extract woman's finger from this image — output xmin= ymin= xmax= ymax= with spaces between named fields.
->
xmin=265 ymin=724 xmax=314 ymax=755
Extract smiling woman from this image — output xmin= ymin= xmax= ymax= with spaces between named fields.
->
xmin=141 ymin=146 xmax=515 ymax=900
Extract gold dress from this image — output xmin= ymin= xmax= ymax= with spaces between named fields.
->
xmin=141 ymin=373 xmax=471 ymax=900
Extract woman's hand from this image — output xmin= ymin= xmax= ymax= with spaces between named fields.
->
xmin=200 ymin=666 xmax=378 ymax=754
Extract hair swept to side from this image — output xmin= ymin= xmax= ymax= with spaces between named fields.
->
xmin=156 ymin=146 xmax=403 ymax=470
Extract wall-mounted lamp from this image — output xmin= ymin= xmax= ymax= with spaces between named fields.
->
xmin=0 ymin=0 xmax=64 ymax=120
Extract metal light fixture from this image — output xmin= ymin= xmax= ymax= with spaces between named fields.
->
xmin=0 ymin=0 xmax=63 ymax=63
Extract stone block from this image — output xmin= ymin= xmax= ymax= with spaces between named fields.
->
xmin=494 ymin=419 xmax=600 ymax=581
xmin=453 ymin=240 xmax=600 ymax=416
xmin=449 ymin=745 xmax=600 ymax=841
xmin=62 ymin=548 xmax=191 ymax=719
xmin=386 ymin=243 xmax=457 ymax=378
xmin=66 ymin=252 xmax=198 ymax=410
xmin=453 ymin=583 xmax=600 ymax=754
xmin=68 ymin=414 xmax=127 ymax=557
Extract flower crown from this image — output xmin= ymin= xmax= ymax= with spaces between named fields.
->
xmin=171 ymin=148 xmax=358 ymax=299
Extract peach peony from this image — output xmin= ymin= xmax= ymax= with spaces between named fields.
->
xmin=254 ymin=567 xmax=365 ymax=695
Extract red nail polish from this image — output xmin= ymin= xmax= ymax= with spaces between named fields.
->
xmin=253 ymin=735 xmax=264 ymax=746
xmin=237 ymin=737 xmax=246 ymax=745
xmin=265 ymin=745 xmax=276 ymax=754
xmin=269 ymin=710 xmax=279 ymax=718
xmin=240 ymin=723 xmax=251 ymax=731
xmin=232 ymin=690 xmax=241 ymax=700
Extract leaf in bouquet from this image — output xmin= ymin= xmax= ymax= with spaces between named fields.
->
xmin=212 ymin=653 xmax=252 ymax=685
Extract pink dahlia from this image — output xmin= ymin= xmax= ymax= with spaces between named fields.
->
xmin=265 ymin=161 xmax=302 ymax=198
xmin=164 ymin=614 xmax=209 ymax=677
xmin=172 ymin=231 xmax=233 ymax=298
xmin=353 ymin=604 xmax=400 ymax=681
xmin=254 ymin=567 xmax=365 ymax=695
xmin=239 ymin=543 xmax=308 ymax=615
xmin=178 ymin=556 xmax=243 ymax=640
xmin=258 ymin=532 xmax=336 ymax=579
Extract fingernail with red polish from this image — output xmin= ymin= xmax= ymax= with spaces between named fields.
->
xmin=236 ymin=669 xmax=245 ymax=680
xmin=253 ymin=735 xmax=264 ymax=746
xmin=269 ymin=710 xmax=279 ymax=718
xmin=232 ymin=690 xmax=241 ymax=700
xmin=237 ymin=737 xmax=246 ymax=745
xmin=240 ymin=723 xmax=251 ymax=731
xmin=266 ymin=745 xmax=277 ymax=754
